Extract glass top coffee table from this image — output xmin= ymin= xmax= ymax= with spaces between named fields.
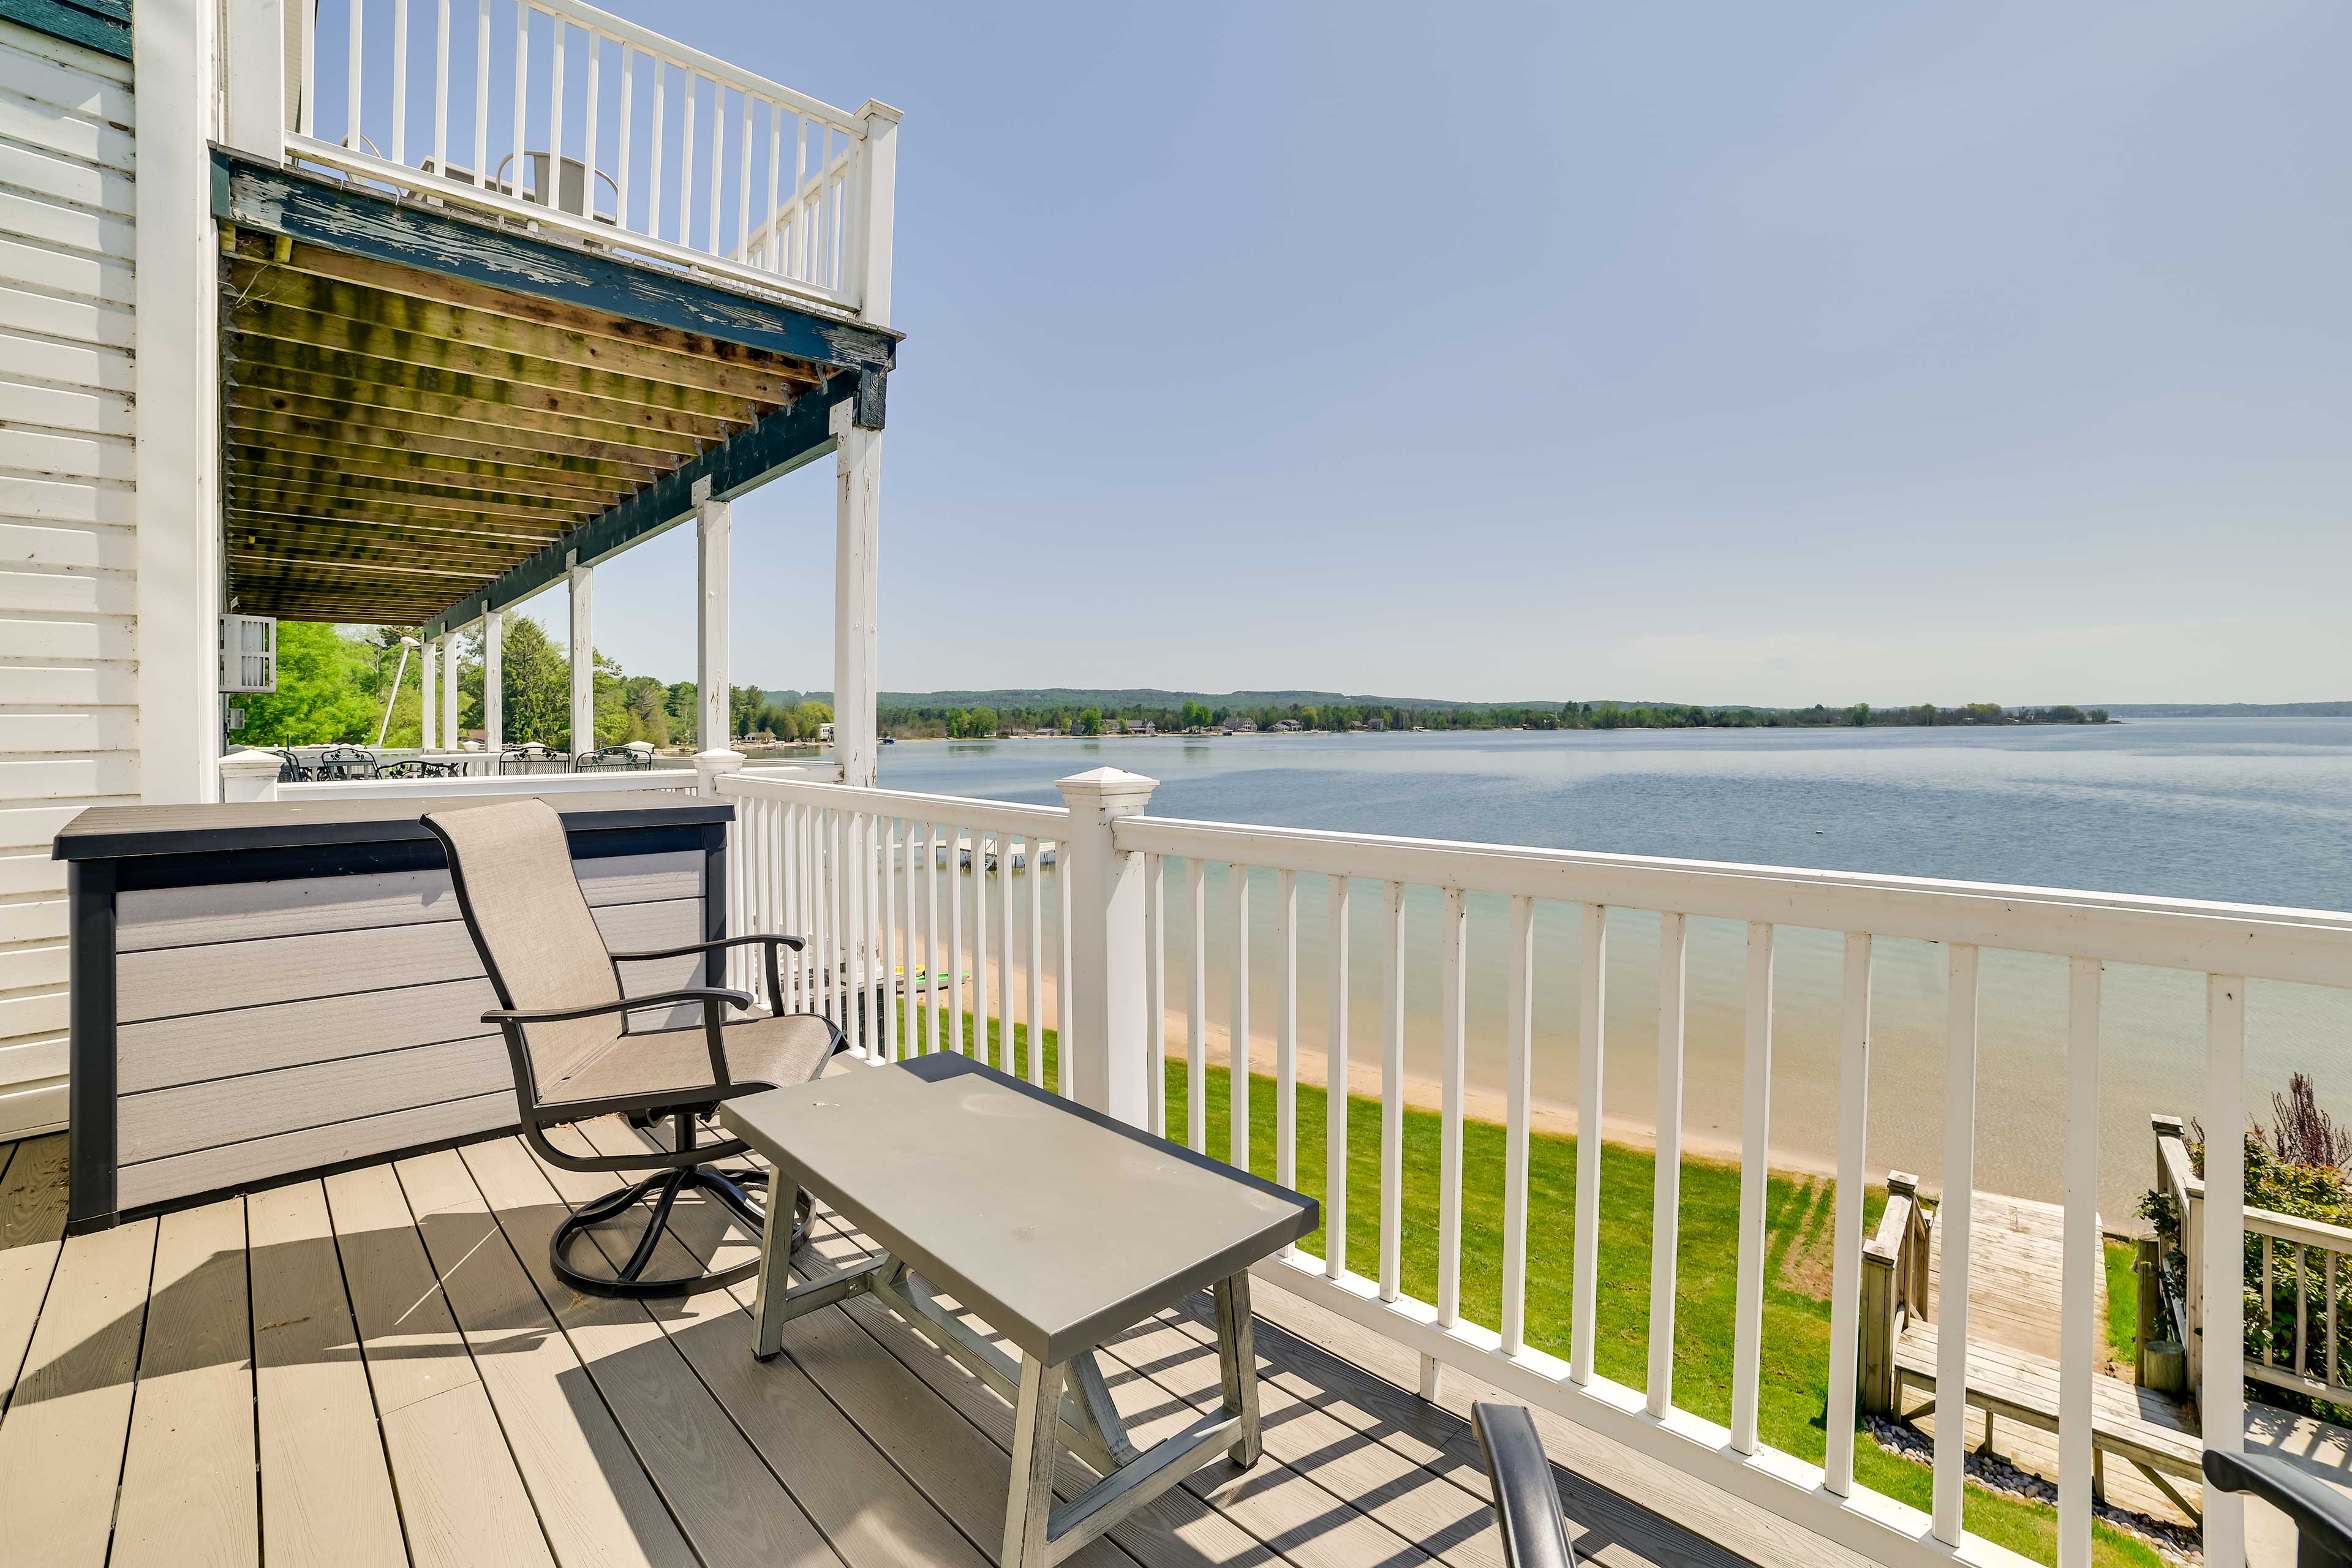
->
xmin=720 ymin=1051 xmax=1319 ymax=1567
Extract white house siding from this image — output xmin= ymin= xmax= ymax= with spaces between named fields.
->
xmin=0 ymin=17 xmax=135 ymax=1138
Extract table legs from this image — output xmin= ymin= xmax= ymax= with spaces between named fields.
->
xmin=1000 ymin=1267 xmax=1265 ymax=1568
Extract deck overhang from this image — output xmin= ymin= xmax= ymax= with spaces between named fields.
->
xmin=208 ymin=147 xmax=900 ymax=631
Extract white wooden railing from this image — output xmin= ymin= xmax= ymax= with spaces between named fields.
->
xmin=2155 ymin=1117 xmax=2352 ymax=1407
xmin=224 ymin=0 xmax=898 ymax=317
xmin=706 ymin=766 xmax=2352 ymax=1568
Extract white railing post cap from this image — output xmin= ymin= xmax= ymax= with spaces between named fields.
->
xmin=693 ymin=748 xmax=746 ymax=795
xmin=1055 ymin=767 xmax=1159 ymax=812
xmin=856 ymin=99 xmax=904 ymax=127
xmin=219 ymin=748 xmax=282 ymax=781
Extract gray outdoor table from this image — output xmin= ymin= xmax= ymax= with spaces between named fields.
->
xmin=720 ymin=1052 xmax=1319 ymax=1568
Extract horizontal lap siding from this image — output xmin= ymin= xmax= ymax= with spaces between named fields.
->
xmin=0 ymin=18 xmax=134 ymax=1140
xmin=111 ymin=853 xmax=709 ymax=1212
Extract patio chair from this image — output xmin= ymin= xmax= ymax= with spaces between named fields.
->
xmin=422 ymin=797 xmax=845 ymax=1297
xmin=314 ymin=745 xmax=377 ymax=780
xmin=1472 ymin=1403 xmax=1576 ymax=1567
xmin=499 ymin=742 xmax=569 ymax=776
xmin=2204 ymin=1450 xmax=2352 ymax=1567
xmin=272 ymin=748 xmax=312 ymax=783
xmin=571 ymin=744 xmax=654 ymax=772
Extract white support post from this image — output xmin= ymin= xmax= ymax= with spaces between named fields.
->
xmin=135 ymin=0 xmax=222 ymax=803
xmin=224 ymin=0 xmax=287 ymax=156
xmin=1054 ymin=768 xmax=1158 ymax=1126
xmin=569 ymin=551 xmax=594 ymax=754
xmin=481 ymin=608 xmax=504 ymax=752
xmin=694 ymin=747 xmax=744 ymax=799
xmin=851 ymin=100 xmax=901 ymax=327
xmin=696 ymin=479 xmax=731 ymax=752
xmin=420 ymin=636 xmax=437 ymax=750
xmin=217 ymin=748 xmax=283 ymax=803
xmin=832 ymin=399 xmax=882 ymax=788
xmin=439 ymin=631 xmax=459 ymax=750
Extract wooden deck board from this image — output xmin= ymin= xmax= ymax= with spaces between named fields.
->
xmin=0 ymin=1123 xmax=1852 ymax=1568
xmin=323 ymin=1161 xmax=559 ymax=1568
xmin=110 ymin=1197 xmax=260 ymax=1567
xmin=0 ymin=1212 xmax=155 ymax=1568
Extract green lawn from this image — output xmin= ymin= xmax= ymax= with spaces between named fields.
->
xmin=905 ymin=1008 xmax=2165 ymax=1567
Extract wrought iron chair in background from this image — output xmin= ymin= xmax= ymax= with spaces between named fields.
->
xmin=499 ymin=742 xmax=570 ymax=776
xmin=313 ymin=747 xmax=378 ymax=780
xmin=421 ymin=797 xmax=844 ymax=1296
xmin=378 ymin=758 xmax=467 ymax=780
xmin=272 ymin=748 xmax=313 ymax=783
xmin=572 ymin=744 xmax=655 ymax=773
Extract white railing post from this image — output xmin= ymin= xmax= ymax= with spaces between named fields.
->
xmin=851 ymin=100 xmax=900 ymax=326
xmin=219 ymin=748 xmax=284 ymax=802
xmin=223 ymin=0 xmax=287 ymax=156
xmin=694 ymin=748 xmax=745 ymax=798
xmin=420 ymin=636 xmax=437 ymax=750
xmin=695 ymin=480 xmax=731 ymax=752
xmin=569 ymin=551 xmax=594 ymax=754
xmin=439 ymin=630 xmax=460 ymax=751
xmin=831 ymin=398 xmax=882 ymax=788
xmin=1055 ymin=768 xmax=1158 ymax=1126
xmin=482 ymin=608 xmax=504 ymax=752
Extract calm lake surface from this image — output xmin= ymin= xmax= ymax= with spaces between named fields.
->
xmin=873 ymin=720 xmax=2352 ymax=1220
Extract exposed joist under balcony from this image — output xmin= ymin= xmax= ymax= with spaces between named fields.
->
xmin=209 ymin=149 xmax=898 ymax=627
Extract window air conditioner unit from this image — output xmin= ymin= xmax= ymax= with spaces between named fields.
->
xmin=219 ymin=614 xmax=277 ymax=693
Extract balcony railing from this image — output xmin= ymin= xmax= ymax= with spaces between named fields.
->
xmin=227 ymin=0 xmax=896 ymax=315
xmin=701 ymin=763 xmax=2352 ymax=1568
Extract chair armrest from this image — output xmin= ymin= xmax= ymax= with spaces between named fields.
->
xmin=2204 ymin=1450 xmax=2352 ymax=1564
xmin=483 ymin=987 xmax=755 ymax=1025
xmin=608 ymin=933 xmax=807 ymax=962
xmin=1472 ymin=1403 xmax=1575 ymax=1568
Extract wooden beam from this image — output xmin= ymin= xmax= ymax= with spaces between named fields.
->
xmin=425 ymin=372 xmax=853 ymax=635
xmin=232 ymin=232 xmax=855 ymax=385
xmin=227 ymin=368 xmax=707 ymax=460
xmin=225 ymin=445 xmax=635 ymax=510
xmin=224 ymin=257 xmax=826 ymax=402
xmin=228 ymin=519 xmax=558 ymax=562
xmin=211 ymin=148 xmax=902 ymax=375
xmin=225 ymin=304 xmax=773 ymax=424
xmin=227 ymin=493 xmax=581 ymax=538
xmin=224 ymin=334 xmax=752 ymax=443
xmin=225 ymin=481 xmax=588 ymax=530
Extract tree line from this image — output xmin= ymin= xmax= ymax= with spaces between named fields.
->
xmin=878 ymin=696 xmax=2113 ymax=738
xmin=234 ymin=622 xmax=831 ymax=752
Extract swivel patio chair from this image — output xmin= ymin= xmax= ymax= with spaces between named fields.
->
xmin=1473 ymin=1403 xmax=1577 ymax=1567
xmin=423 ymin=797 xmax=844 ymax=1297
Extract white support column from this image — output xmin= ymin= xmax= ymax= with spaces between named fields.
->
xmin=135 ymin=0 xmax=222 ymax=803
xmin=569 ymin=552 xmax=594 ymax=755
xmin=832 ymin=399 xmax=882 ymax=788
xmin=481 ymin=608 xmax=504 ymax=752
xmin=420 ymin=637 xmax=437 ymax=748
xmin=439 ymin=631 xmax=459 ymax=750
xmin=696 ymin=479 xmax=731 ymax=752
xmin=1054 ymin=767 xmax=1158 ymax=1126
xmin=223 ymin=0 xmax=286 ymax=156
xmin=851 ymin=100 xmax=902 ymax=328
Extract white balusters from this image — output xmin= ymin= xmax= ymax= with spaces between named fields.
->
xmin=1438 ymin=886 xmax=1468 ymax=1330
xmin=1145 ymin=853 xmax=1166 ymax=1136
xmin=390 ymin=0 xmax=408 ymax=164
xmin=1027 ymin=837 xmax=1046 ymax=1084
xmin=1648 ymin=911 xmax=1687 ymax=1419
xmin=1275 ymin=868 xmax=1298 ymax=1198
xmin=1570 ymin=902 xmax=1606 ymax=1387
xmin=879 ymin=817 xmax=898 ymax=1062
xmin=1325 ymin=875 xmax=1351 ymax=1281
xmin=1932 ymin=942 xmax=1981 ymax=1544
xmin=996 ymin=828 xmax=1014 ymax=1069
xmin=973 ymin=828 xmax=990 ymax=1065
xmin=2206 ymin=973 xmax=2248 ymax=1568
xmin=470 ymin=0 xmax=489 ymax=183
xmin=1379 ymin=880 xmax=1405 ymax=1304
xmin=1730 ymin=921 xmax=1774 ymax=1454
xmin=1823 ymin=932 xmax=1872 ymax=1494
xmin=1501 ymin=894 xmax=1534 ymax=1357
xmin=946 ymin=820 xmax=964 ymax=1052
xmin=2059 ymin=957 xmax=2101 ymax=1568
xmin=1188 ymin=858 xmax=1207 ymax=1151
xmin=1230 ymin=864 xmax=1250 ymax=1171
xmin=924 ymin=821 xmax=942 ymax=1051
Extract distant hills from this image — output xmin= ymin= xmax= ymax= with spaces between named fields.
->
xmin=761 ymin=687 xmax=2350 ymax=717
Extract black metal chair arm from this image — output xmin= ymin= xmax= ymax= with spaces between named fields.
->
xmin=1471 ymin=1403 xmax=1576 ymax=1568
xmin=483 ymin=986 xmax=755 ymax=1026
xmin=608 ymin=933 xmax=808 ymax=962
xmin=2204 ymin=1449 xmax=2352 ymax=1566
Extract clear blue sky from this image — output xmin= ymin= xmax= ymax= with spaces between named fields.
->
xmin=514 ymin=0 xmax=2352 ymax=706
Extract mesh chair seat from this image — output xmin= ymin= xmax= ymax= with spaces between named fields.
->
xmin=552 ymin=1011 xmax=838 ymax=1106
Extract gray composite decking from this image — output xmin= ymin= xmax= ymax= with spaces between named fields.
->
xmin=0 ymin=1121 xmax=1835 ymax=1568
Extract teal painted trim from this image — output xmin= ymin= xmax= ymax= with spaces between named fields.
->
xmin=421 ymin=376 xmax=853 ymax=638
xmin=0 ymin=0 xmax=132 ymax=58
xmin=209 ymin=146 xmax=900 ymax=374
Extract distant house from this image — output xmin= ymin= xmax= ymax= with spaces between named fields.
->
xmin=1124 ymin=720 xmax=1156 ymax=736
xmin=1221 ymin=716 xmax=1258 ymax=734
xmin=1272 ymin=719 xmax=1302 ymax=733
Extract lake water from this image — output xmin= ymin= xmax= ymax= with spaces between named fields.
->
xmin=872 ymin=720 xmax=2352 ymax=1221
